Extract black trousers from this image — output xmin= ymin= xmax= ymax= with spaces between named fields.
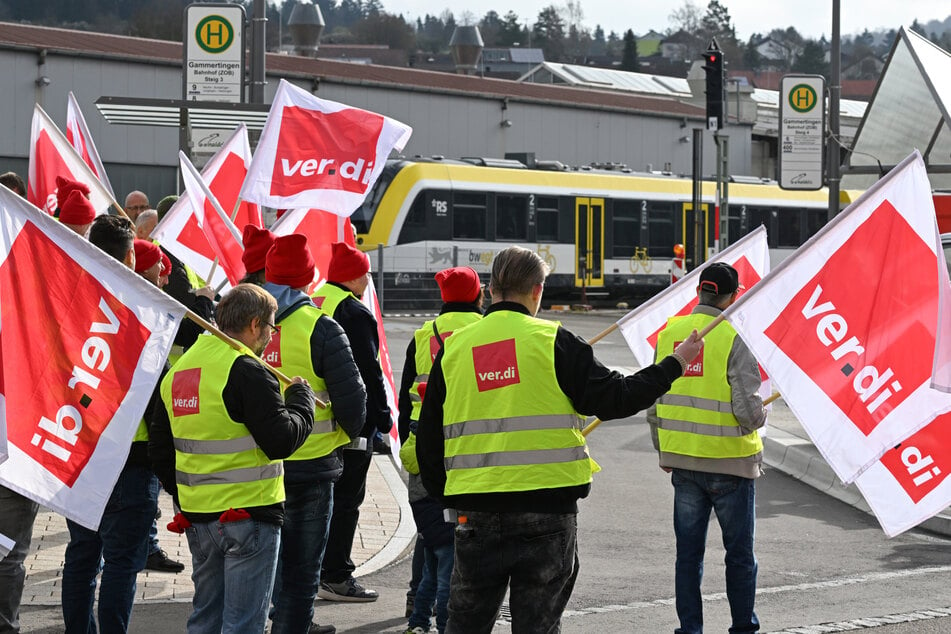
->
xmin=320 ymin=448 xmax=372 ymax=583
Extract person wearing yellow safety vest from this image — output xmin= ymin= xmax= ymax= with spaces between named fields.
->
xmin=313 ymin=242 xmax=392 ymax=604
xmin=149 ymin=284 xmax=316 ymax=633
xmin=262 ymin=235 xmax=367 ymax=634
xmin=397 ymin=266 xmax=483 ymax=633
xmin=647 ymin=262 xmax=767 ymax=634
xmin=416 ymin=246 xmax=704 ymax=634
xmin=60 ymin=216 xmax=165 ymax=633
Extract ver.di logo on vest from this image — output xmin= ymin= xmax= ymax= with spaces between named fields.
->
xmin=472 ymin=338 xmax=520 ymax=392
xmin=172 ymin=368 xmax=202 ymax=417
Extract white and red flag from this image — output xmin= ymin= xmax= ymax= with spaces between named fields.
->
xmin=28 ymin=104 xmax=114 ymax=216
xmin=65 ymin=92 xmax=116 ymax=203
xmin=618 ymin=226 xmax=769 ymax=369
xmin=723 ymin=151 xmax=951 ymax=483
xmin=854 ymin=411 xmax=951 ymax=536
xmin=178 ymin=151 xmax=246 ymax=286
xmin=152 ymin=124 xmax=261 ymax=290
xmin=271 ymin=208 xmax=354 ymax=290
xmin=0 ymin=186 xmax=185 ymax=530
xmin=240 ymin=79 xmax=412 ymax=215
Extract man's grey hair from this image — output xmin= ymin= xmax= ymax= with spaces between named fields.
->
xmin=489 ymin=246 xmax=550 ymax=297
xmin=135 ymin=209 xmax=158 ymax=231
xmin=698 ymin=290 xmax=733 ymax=308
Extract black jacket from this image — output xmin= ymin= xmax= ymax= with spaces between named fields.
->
xmin=327 ymin=282 xmax=392 ymax=440
xmin=149 ymin=349 xmax=316 ymax=525
xmin=160 ymin=245 xmax=215 ymax=350
xmin=265 ymin=282 xmax=367 ymax=483
xmin=416 ymin=301 xmax=684 ymax=515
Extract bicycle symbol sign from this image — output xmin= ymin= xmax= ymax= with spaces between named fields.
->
xmin=788 ymin=84 xmax=817 ymax=113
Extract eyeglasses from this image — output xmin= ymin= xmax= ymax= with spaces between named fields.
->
xmin=264 ymin=321 xmax=279 ymax=334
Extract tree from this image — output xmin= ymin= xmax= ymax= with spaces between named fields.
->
xmin=621 ymin=29 xmax=638 ymax=71
xmin=498 ymin=11 xmax=525 ymax=46
xmin=532 ymin=5 xmax=566 ymax=62
xmin=668 ymin=0 xmax=702 ymax=34
xmin=480 ymin=10 xmax=503 ymax=47
xmin=352 ymin=12 xmax=415 ymax=50
xmin=791 ymin=39 xmax=828 ymax=77
xmin=701 ymin=0 xmax=735 ymax=45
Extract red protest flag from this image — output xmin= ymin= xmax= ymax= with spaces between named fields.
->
xmin=241 ymin=79 xmax=412 ymax=215
xmin=152 ymin=124 xmax=260 ymax=290
xmin=179 ymin=151 xmax=246 ymax=286
xmin=65 ymin=91 xmax=116 ymax=203
xmin=28 ymin=104 xmax=115 ymax=216
xmin=0 ymin=187 xmax=185 ymax=529
xmin=724 ymin=151 xmax=951 ymax=483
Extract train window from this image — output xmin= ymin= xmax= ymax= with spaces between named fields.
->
xmin=452 ymin=192 xmax=487 ymax=240
xmin=647 ymin=202 xmax=676 ymax=257
xmin=746 ymin=207 xmax=773 ymax=244
xmin=536 ymin=197 xmax=560 ymax=241
xmin=496 ymin=195 xmax=528 ymax=240
xmin=804 ymin=209 xmax=825 ymax=241
xmin=612 ymin=200 xmax=638 ymax=257
xmin=406 ymin=194 xmax=427 ymax=225
xmin=398 ymin=189 xmax=452 ymax=244
xmin=776 ymin=209 xmax=802 ymax=247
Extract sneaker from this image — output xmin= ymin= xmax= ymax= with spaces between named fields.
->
xmin=145 ymin=549 xmax=185 ymax=573
xmin=404 ymin=627 xmax=428 ymax=634
xmin=308 ymin=624 xmax=336 ymax=634
xmin=317 ymin=578 xmax=379 ymax=602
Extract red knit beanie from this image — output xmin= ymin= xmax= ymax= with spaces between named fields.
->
xmin=435 ymin=266 xmax=481 ymax=303
xmin=160 ymin=252 xmax=172 ymax=276
xmin=59 ymin=189 xmax=96 ymax=225
xmin=327 ymin=242 xmax=369 ymax=283
xmin=266 ymin=234 xmax=315 ymax=289
xmin=241 ymin=224 xmax=275 ymax=273
xmin=133 ymin=239 xmax=162 ymax=273
xmin=55 ymin=176 xmax=90 ymax=210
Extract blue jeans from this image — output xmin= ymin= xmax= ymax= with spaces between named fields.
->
xmin=185 ymin=518 xmax=281 ymax=634
xmin=409 ymin=542 xmax=453 ymax=634
xmin=270 ymin=480 xmax=334 ymax=633
xmin=0 ymin=485 xmax=39 ymax=633
xmin=447 ymin=511 xmax=578 ymax=634
xmin=672 ymin=469 xmax=759 ymax=634
xmin=61 ymin=462 xmax=158 ymax=634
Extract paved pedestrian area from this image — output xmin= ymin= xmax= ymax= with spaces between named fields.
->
xmin=19 ymin=455 xmax=413 ymax=606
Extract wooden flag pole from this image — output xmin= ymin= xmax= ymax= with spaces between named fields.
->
xmin=588 ymin=323 xmax=618 ymax=345
xmin=581 ymin=418 xmax=603 ymax=437
xmin=763 ymin=391 xmax=781 ymax=406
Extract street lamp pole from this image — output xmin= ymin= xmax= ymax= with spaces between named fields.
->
xmin=827 ymin=0 xmax=841 ymax=221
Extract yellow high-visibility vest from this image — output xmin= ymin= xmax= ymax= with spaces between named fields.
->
xmin=441 ymin=312 xmax=598 ymax=496
xmin=161 ymin=335 xmax=284 ymax=514
xmin=410 ymin=311 xmax=482 ymax=422
xmin=272 ymin=305 xmax=350 ymax=460
xmin=655 ymin=313 xmax=763 ymax=459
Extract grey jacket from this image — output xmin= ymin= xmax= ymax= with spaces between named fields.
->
xmin=647 ymin=304 xmax=767 ymax=479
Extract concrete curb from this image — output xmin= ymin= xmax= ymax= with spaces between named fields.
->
xmin=354 ymin=454 xmax=416 ymax=578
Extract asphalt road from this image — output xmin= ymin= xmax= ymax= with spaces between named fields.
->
xmin=18 ymin=310 xmax=951 ymax=633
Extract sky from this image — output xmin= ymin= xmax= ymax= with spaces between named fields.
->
xmin=369 ymin=0 xmax=950 ymax=40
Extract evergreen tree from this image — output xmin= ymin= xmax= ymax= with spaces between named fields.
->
xmin=621 ymin=29 xmax=638 ymax=71
xmin=532 ymin=5 xmax=566 ymax=61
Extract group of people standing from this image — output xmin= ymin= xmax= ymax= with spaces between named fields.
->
xmin=0 ymin=172 xmax=768 ymax=634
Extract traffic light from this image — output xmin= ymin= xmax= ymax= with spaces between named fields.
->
xmin=702 ymin=43 xmax=725 ymax=130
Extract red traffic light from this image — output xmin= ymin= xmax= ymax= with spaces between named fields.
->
xmin=706 ymin=54 xmax=717 ymax=63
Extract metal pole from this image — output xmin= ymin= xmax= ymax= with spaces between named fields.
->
xmin=376 ymin=244 xmax=384 ymax=311
xmin=719 ymin=135 xmax=729 ymax=250
xmin=691 ymin=128 xmax=704 ymax=268
xmin=827 ymin=0 xmax=841 ymax=221
xmin=250 ymin=0 xmax=267 ymax=103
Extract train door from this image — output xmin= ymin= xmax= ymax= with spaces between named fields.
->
xmin=574 ymin=197 xmax=604 ymax=288
xmin=681 ymin=202 xmax=712 ymax=269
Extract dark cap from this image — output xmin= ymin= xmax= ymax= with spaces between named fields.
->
xmin=698 ymin=262 xmax=741 ymax=295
